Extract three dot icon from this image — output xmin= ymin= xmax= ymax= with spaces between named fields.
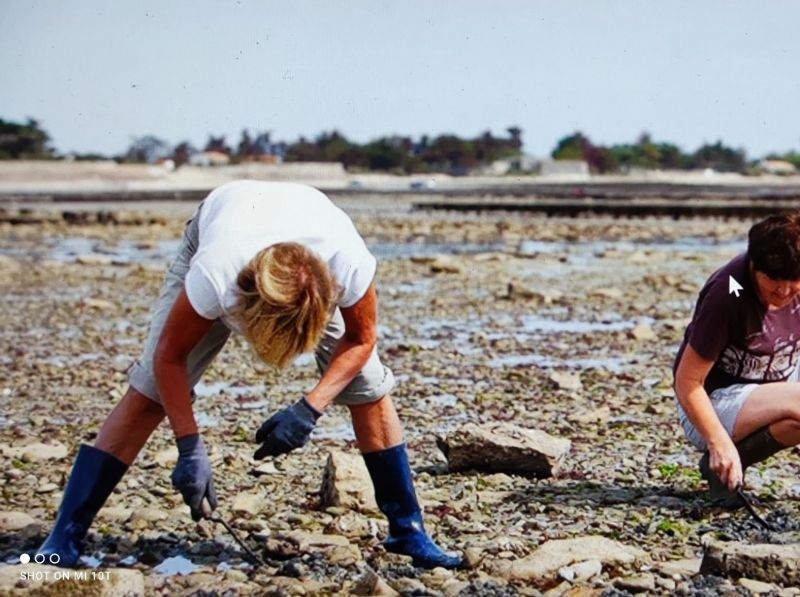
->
xmin=19 ymin=553 xmax=60 ymax=564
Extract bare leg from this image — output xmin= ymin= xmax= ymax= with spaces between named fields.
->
xmin=95 ymin=386 xmax=166 ymax=465
xmin=348 ymin=394 xmax=403 ymax=453
xmin=732 ymin=381 xmax=800 ymax=447
xmin=350 ymin=394 xmax=462 ymax=568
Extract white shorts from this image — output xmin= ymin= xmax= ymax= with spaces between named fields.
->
xmin=677 ymin=363 xmax=800 ymax=450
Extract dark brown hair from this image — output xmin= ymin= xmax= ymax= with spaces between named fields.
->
xmin=748 ymin=211 xmax=800 ymax=280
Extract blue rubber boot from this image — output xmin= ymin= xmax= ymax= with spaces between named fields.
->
xmin=38 ymin=445 xmax=128 ymax=567
xmin=363 ymin=444 xmax=462 ymax=569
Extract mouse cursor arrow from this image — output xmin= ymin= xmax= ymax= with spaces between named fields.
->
xmin=729 ymin=275 xmax=743 ymax=297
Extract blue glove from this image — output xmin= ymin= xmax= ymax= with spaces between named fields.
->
xmin=171 ymin=434 xmax=218 ymax=521
xmin=254 ymin=397 xmax=322 ymax=459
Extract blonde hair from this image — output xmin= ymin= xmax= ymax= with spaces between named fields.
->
xmin=236 ymin=243 xmax=336 ymax=368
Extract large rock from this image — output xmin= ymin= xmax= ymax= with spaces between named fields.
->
xmin=320 ymin=450 xmax=377 ymax=512
xmin=701 ymin=537 xmax=800 ymax=585
xmin=0 ymin=565 xmax=144 ymax=596
xmin=492 ymin=536 xmax=645 ymax=584
xmin=436 ymin=422 xmax=571 ymax=477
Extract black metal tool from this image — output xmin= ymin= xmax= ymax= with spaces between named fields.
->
xmin=200 ymin=499 xmax=268 ymax=568
xmin=736 ymin=486 xmax=775 ymax=532
xmin=208 ymin=513 xmax=269 ymax=568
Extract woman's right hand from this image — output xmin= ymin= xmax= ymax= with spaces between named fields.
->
xmin=708 ymin=438 xmax=743 ymax=490
xmin=172 ymin=434 xmax=218 ymax=520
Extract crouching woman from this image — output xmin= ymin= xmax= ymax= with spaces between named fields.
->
xmin=674 ymin=211 xmax=800 ymax=507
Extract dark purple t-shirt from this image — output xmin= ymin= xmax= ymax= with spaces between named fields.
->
xmin=674 ymin=253 xmax=800 ymax=394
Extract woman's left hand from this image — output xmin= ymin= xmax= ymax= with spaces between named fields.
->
xmin=253 ymin=397 xmax=322 ymax=459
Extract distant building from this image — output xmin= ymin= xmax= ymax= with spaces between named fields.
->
xmin=758 ymin=159 xmax=797 ymax=175
xmin=539 ymin=159 xmax=590 ymax=177
xmin=189 ymin=151 xmax=231 ymax=167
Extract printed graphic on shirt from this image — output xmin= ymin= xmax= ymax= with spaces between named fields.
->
xmin=718 ymin=338 xmax=800 ymax=383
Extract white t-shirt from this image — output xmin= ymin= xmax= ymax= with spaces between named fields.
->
xmin=184 ymin=181 xmax=377 ymax=333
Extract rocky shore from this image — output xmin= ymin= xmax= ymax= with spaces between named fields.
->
xmin=2 ymin=205 xmax=800 ymax=596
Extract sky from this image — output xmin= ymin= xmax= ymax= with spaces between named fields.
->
xmin=1 ymin=0 xmax=798 ymax=159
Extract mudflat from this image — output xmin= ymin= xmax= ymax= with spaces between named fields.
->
xmin=1 ymin=202 xmax=797 ymax=595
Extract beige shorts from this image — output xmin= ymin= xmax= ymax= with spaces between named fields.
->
xmin=128 ymin=209 xmax=395 ymax=406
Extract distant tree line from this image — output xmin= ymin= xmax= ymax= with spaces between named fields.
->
xmin=0 ymin=118 xmax=55 ymax=159
xmin=1 ymin=117 xmax=798 ymax=175
xmin=551 ymin=131 xmax=753 ymax=174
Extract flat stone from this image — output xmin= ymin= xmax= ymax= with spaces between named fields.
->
xmin=326 ymin=544 xmax=363 ymax=566
xmin=441 ymin=579 xmax=471 ymax=597
xmin=558 ymin=559 xmax=602 ymax=582
xmin=655 ymin=557 xmax=701 ymax=579
xmin=500 ymin=536 xmax=645 ymax=584
xmin=352 ymin=566 xmax=399 ymax=596
xmin=252 ymin=461 xmax=279 ymax=475
xmin=0 ymin=511 xmax=37 ymax=532
xmin=97 ymin=507 xmax=133 ymax=523
xmin=506 ymin=280 xmax=563 ymax=303
xmin=224 ymin=569 xmax=249 ymax=583
xmin=153 ymin=446 xmax=178 ymax=468
xmin=615 ymin=573 xmax=656 ymax=592
xmin=81 ymin=297 xmax=116 ymax=310
xmin=568 ymin=405 xmax=610 ymax=425
xmin=463 ymin=546 xmax=486 ymax=569
xmin=590 ymin=287 xmax=623 ymax=299
xmin=549 ymin=371 xmax=582 ymax=391
xmin=76 ymin=254 xmax=113 ymax=266
xmin=319 ymin=450 xmax=377 ymax=512
xmin=20 ymin=443 xmax=68 ymax=462
xmin=36 ymin=483 xmax=59 ymax=494
xmin=701 ymin=538 xmax=800 ymax=585
xmin=429 ymin=255 xmax=462 ymax=274
xmin=561 ymin=588 xmax=603 ymax=597
xmin=437 ymin=422 xmax=571 ymax=477
xmin=130 ymin=508 xmax=168 ymax=524
xmin=232 ymin=491 xmax=264 ymax=516
xmin=738 ymin=578 xmax=779 ymax=594
xmin=628 ymin=323 xmax=657 ymax=341
xmin=327 ymin=511 xmax=373 ymax=538
xmin=0 ymin=565 xmax=145 ymax=595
